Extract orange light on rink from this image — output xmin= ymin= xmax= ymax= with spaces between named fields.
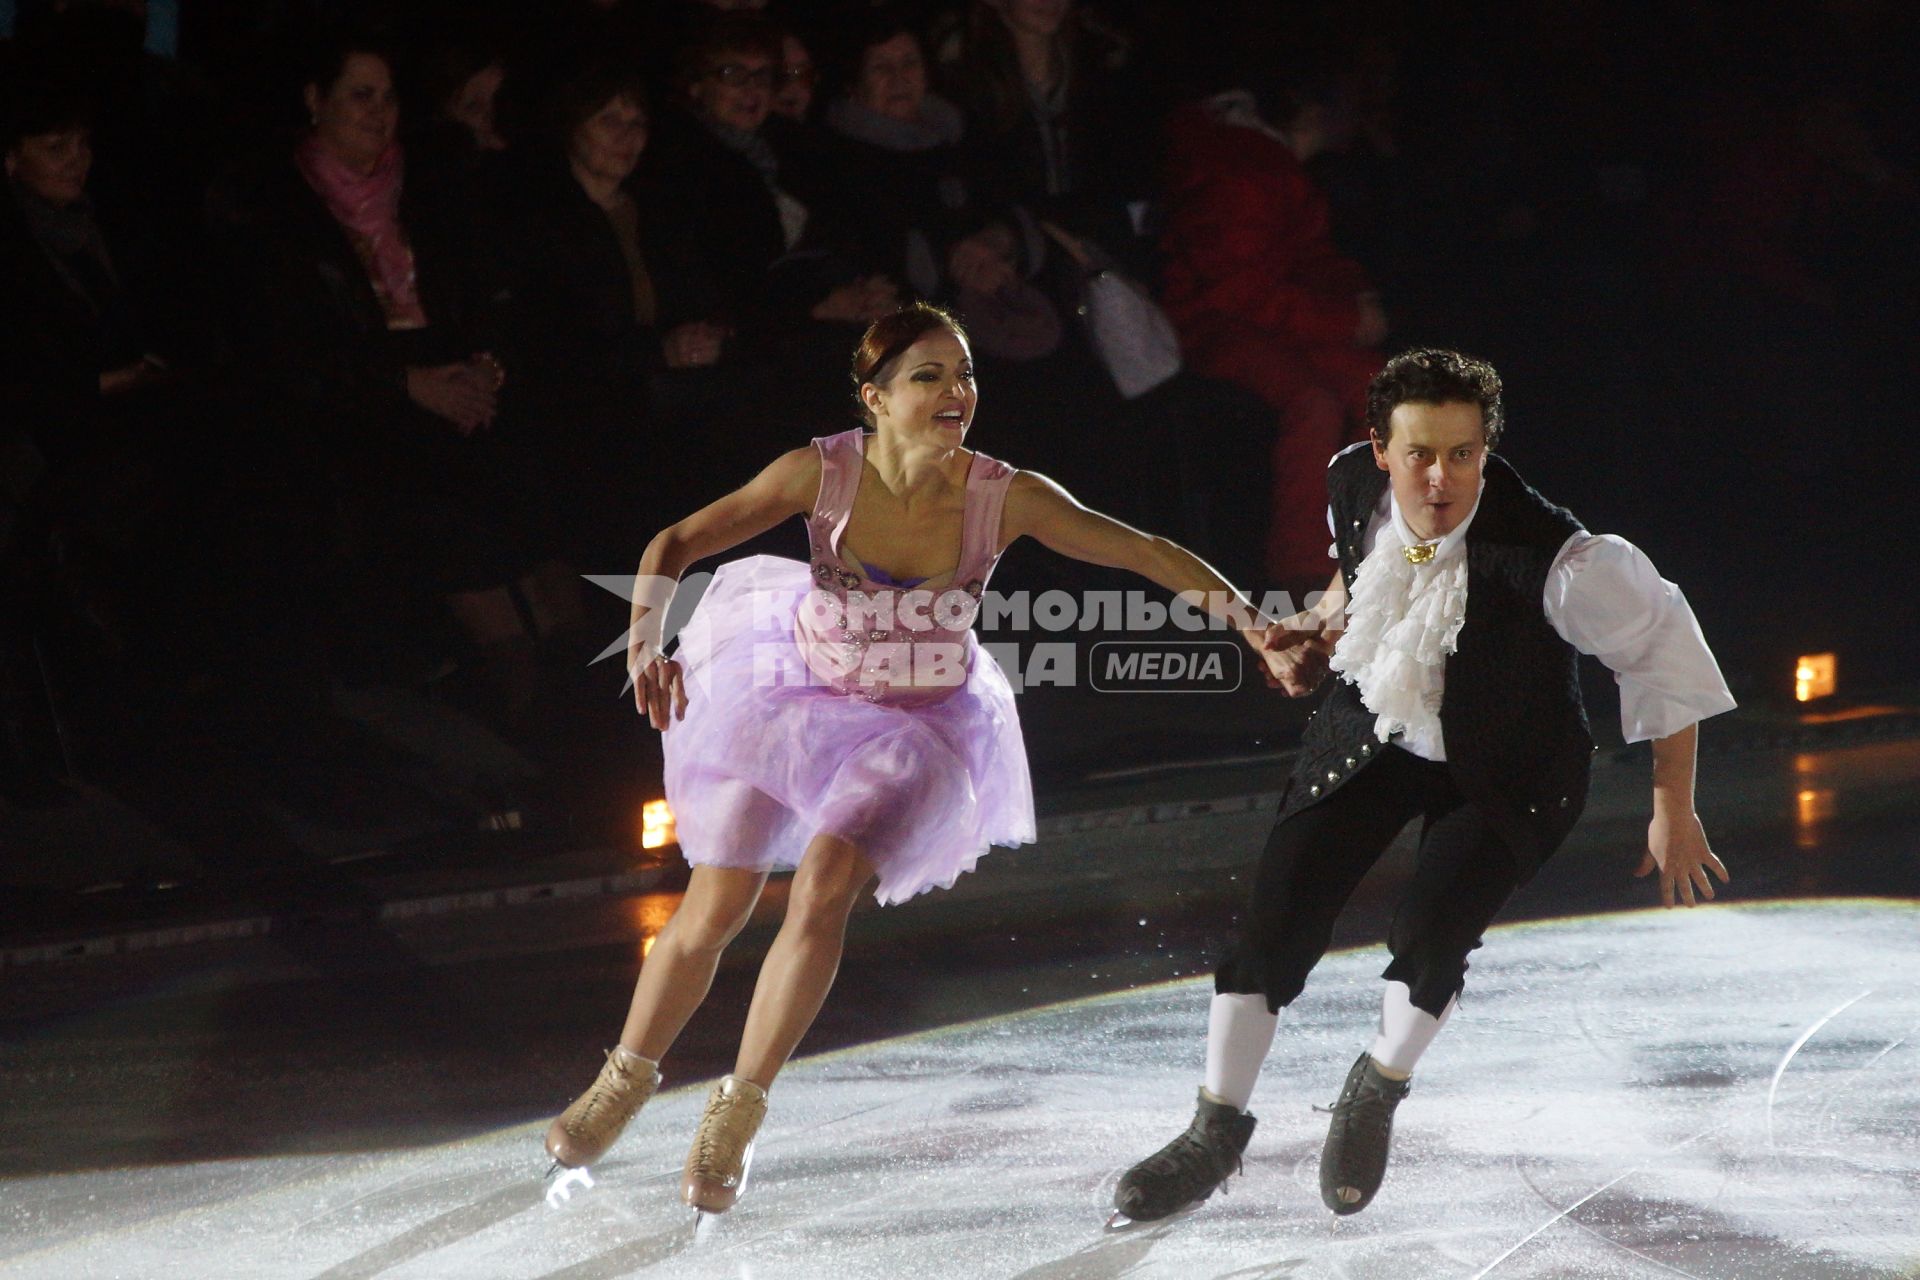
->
xmin=1795 ymin=787 xmax=1836 ymax=849
xmin=1794 ymin=653 xmax=1836 ymax=703
xmin=628 ymin=893 xmax=680 ymax=959
xmin=641 ymin=798 xmax=677 ymax=850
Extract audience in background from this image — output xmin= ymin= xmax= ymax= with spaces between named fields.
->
xmin=0 ymin=0 xmax=1912 ymax=796
xmin=770 ymin=28 xmax=819 ymax=123
xmin=1 ymin=66 xmax=212 ymax=694
xmin=933 ymin=0 xmax=1148 ymax=257
xmin=487 ymin=59 xmax=719 ymax=573
xmin=208 ymin=35 xmax=566 ymax=718
xmin=826 ymin=9 xmax=1056 ymax=360
xmin=1158 ymin=61 xmax=1385 ymax=591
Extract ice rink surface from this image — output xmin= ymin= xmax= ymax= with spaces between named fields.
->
xmin=4 ymin=899 xmax=1916 ymax=1279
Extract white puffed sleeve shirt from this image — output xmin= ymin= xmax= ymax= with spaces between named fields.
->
xmin=1326 ymin=456 xmax=1736 ymax=761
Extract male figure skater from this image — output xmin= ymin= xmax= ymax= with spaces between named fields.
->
xmin=1115 ymin=349 xmax=1735 ymax=1221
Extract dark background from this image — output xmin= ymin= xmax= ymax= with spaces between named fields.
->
xmin=2 ymin=0 xmax=1915 ymax=936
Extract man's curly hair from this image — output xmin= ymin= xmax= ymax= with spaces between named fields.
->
xmin=1365 ymin=349 xmax=1504 ymax=448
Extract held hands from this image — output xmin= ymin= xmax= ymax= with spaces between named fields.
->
xmin=1635 ymin=809 xmax=1730 ymax=907
xmin=1251 ymin=617 xmax=1338 ymax=696
xmin=629 ymin=641 xmax=688 ymax=731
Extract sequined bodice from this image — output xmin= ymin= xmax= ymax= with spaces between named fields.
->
xmin=794 ymin=430 xmax=1015 ymax=706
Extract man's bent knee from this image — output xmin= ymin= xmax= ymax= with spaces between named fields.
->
xmin=1381 ymin=953 xmax=1471 ymax=1018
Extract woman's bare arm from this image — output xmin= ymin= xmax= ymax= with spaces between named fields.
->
xmin=627 ymin=447 xmax=818 ymax=725
xmin=1000 ymin=470 xmax=1278 ymax=642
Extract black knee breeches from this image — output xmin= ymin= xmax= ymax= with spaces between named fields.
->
xmin=1215 ymin=745 xmax=1522 ymax=1017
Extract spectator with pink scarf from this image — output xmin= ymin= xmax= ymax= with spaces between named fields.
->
xmin=209 ymin=31 xmax=572 ymax=717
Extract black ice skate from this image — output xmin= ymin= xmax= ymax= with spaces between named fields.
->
xmin=1318 ymin=1053 xmax=1410 ymax=1215
xmin=1111 ymin=1089 xmax=1257 ymax=1224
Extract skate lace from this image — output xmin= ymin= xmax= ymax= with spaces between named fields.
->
xmin=691 ymin=1090 xmax=759 ymax=1180
xmin=1323 ymin=1071 xmax=1406 ymax=1138
xmin=1139 ymin=1124 xmax=1244 ymax=1184
xmin=568 ymin=1050 xmax=647 ymax=1137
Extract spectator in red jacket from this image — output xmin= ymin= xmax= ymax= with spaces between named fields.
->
xmin=1160 ymin=74 xmax=1386 ymax=593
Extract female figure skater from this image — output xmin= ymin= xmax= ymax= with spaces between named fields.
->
xmin=545 ymin=302 xmax=1290 ymax=1215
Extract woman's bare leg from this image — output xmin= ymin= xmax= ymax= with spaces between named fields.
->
xmin=732 ymin=833 xmax=875 ymax=1087
xmin=618 ymin=865 xmax=769 ymax=1061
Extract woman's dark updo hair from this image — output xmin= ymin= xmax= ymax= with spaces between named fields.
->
xmin=1365 ymin=348 xmax=1505 ymax=448
xmin=851 ymin=302 xmax=969 ymax=424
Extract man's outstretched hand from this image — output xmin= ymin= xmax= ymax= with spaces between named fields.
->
xmin=1636 ymin=810 xmax=1730 ymax=907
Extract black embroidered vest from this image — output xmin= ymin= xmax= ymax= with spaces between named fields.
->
xmin=1277 ymin=447 xmax=1594 ymax=879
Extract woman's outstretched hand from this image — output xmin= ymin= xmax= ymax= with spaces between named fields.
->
xmin=630 ymin=648 xmax=688 ymax=730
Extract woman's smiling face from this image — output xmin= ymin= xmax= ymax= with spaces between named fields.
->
xmin=866 ymin=328 xmax=977 ymax=442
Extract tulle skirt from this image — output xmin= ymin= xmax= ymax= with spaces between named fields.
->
xmin=662 ymin=556 xmax=1035 ymax=905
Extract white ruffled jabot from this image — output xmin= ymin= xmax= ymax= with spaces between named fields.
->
xmin=1328 ymin=491 xmax=1479 ymax=760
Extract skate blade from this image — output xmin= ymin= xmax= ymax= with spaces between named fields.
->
xmin=543 ymin=1166 xmax=596 ymax=1209
xmin=686 ymin=1138 xmax=757 ymax=1235
xmin=1103 ymin=1198 xmax=1202 ymax=1233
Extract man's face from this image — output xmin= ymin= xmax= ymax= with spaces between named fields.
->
xmin=691 ymin=51 xmax=773 ymax=133
xmin=6 ymin=127 xmax=93 ymax=206
xmin=1372 ymin=400 xmax=1488 ymax=542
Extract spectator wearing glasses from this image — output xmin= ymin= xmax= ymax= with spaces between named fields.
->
xmin=642 ymin=13 xmax=899 ymax=441
xmin=760 ymin=24 xmax=852 ymax=247
xmin=823 ymin=10 xmax=1060 ymax=367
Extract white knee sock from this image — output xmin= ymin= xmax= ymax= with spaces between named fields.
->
xmin=1367 ymin=981 xmax=1455 ymax=1076
xmin=1203 ymin=993 xmax=1279 ymax=1111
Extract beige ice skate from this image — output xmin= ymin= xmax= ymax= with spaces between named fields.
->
xmin=545 ymin=1046 xmax=661 ymax=1168
xmin=681 ymin=1075 xmax=768 ymax=1214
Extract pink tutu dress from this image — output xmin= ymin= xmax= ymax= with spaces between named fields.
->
xmin=662 ymin=429 xmax=1036 ymax=904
